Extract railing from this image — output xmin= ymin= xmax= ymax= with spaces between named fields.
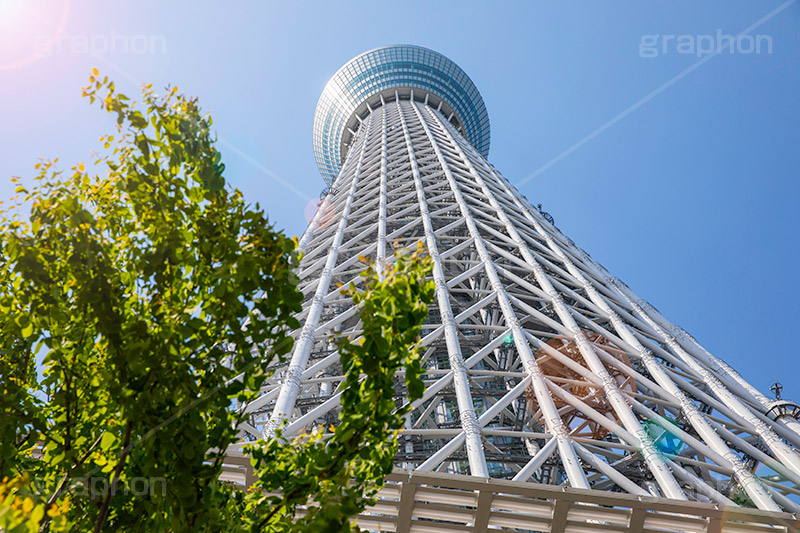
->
xmin=220 ymin=455 xmax=800 ymax=532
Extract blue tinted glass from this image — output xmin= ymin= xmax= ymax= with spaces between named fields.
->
xmin=312 ymin=45 xmax=490 ymax=185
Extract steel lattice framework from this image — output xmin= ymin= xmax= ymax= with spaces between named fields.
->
xmin=234 ymin=46 xmax=800 ymax=523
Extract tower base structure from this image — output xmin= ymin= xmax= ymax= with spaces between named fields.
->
xmin=228 ymin=45 xmax=800 ymax=529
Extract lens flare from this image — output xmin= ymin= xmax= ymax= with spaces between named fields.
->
xmin=0 ymin=0 xmax=70 ymax=72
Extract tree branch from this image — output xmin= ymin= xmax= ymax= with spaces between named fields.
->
xmin=93 ymin=422 xmax=132 ymax=532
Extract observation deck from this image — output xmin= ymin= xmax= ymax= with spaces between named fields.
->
xmin=312 ymin=44 xmax=491 ymax=184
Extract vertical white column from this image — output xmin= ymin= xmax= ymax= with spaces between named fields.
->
xmin=264 ymin=111 xmax=376 ymax=438
xmin=376 ymin=96 xmax=388 ymax=281
xmin=395 ymin=95 xmax=489 ymax=477
xmin=483 ymin=155 xmax=800 ymax=465
xmin=499 ymin=173 xmax=800 ymax=445
xmin=626 ymin=300 xmax=800 ymax=474
xmin=451 ymin=124 xmax=790 ymax=506
xmin=638 ymin=303 xmax=800 ymax=441
xmin=422 ymin=105 xmax=687 ymax=497
xmin=408 ymin=100 xmax=590 ymax=488
xmin=478 ymin=172 xmax=779 ymax=509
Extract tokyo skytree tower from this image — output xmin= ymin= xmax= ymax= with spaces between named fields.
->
xmin=232 ymin=45 xmax=800 ymax=531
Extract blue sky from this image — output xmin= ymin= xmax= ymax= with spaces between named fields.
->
xmin=1 ymin=1 xmax=798 ymax=399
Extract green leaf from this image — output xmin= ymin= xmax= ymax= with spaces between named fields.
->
xmin=20 ymin=321 xmax=34 ymax=338
xmin=100 ymin=431 xmax=117 ymax=451
xmin=0 ymin=72 xmax=311 ymax=532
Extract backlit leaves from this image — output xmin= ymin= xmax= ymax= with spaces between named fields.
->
xmin=0 ymin=73 xmax=302 ymax=531
xmin=241 ymin=244 xmax=434 ymax=531
xmin=1 ymin=71 xmax=433 ymax=532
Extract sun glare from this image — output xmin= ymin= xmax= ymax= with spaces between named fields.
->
xmin=0 ymin=0 xmax=70 ymax=71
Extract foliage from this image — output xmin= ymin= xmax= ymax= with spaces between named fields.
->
xmin=0 ymin=474 xmax=68 ymax=532
xmin=0 ymin=72 xmax=301 ymax=531
xmin=240 ymin=245 xmax=434 ymax=531
xmin=0 ymin=72 xmax=434 ymax=532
